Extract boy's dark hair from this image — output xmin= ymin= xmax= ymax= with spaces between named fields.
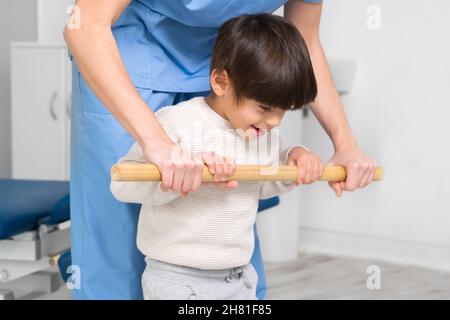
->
xmin=210 ymin=13 xmax=317 ymax=110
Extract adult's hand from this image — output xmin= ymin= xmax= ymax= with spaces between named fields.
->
xmin=326 ymin=143 xmax=378 ymax=197
xmin=143 ymin=139 xmax=238 ymax=197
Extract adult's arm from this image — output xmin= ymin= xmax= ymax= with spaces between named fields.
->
xmin=64 ymin=0 xmax=164 ymax=150
xmin=64 ymin=0 xmax=236 ymax=195
xmin=285 ymin=0 xmax=377 ymax=196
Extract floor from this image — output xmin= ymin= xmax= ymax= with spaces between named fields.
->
xmin=264 ymin=253 xmax=450 ymax=300
xmin=34 ymin=252 xmax=450 ymax=300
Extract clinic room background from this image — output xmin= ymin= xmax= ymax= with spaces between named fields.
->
xmin=0 ymin=0 xmax=449 ymax=300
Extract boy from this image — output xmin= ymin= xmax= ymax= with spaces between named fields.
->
xmin=111 ymin=13 xmax=323 ymax=300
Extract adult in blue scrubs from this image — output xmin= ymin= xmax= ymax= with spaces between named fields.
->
xmin=65 ymin=0 xmax=377 ymax=299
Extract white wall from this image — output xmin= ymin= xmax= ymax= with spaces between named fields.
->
xmin=38 ymin=0 xmax=73 ymax=42
xmin=298 ymin=0 xmax=450 ymax=271
xmin=0 ymin=0 xmax=37 ymax=178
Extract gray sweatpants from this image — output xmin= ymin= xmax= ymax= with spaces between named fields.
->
xmin=142 ymin=257 xmax=258 ymax=300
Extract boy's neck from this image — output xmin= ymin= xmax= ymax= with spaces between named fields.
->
xmin=204 ymin=95 xmax=230 ymax=122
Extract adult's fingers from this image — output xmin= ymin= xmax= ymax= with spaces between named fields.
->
xmin=345 ymin=162 xmax=364 ymax=191
xmin=328 ymin=181 xmax=342 ymax=197
xmin=160 ymin=162 xmax=174 ymax=192
xmin=190 ymin=152 xmax=205 ymax=192
xmin=360 ymin=162 xmax=377 ymax=188
xmin=172 ymin=149 xmax=193 ymax=192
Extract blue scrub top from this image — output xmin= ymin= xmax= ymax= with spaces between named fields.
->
xmin=112 ymin=0 xmax=321 ymax=93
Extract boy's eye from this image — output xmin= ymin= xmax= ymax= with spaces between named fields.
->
xmin=259 ymin=105 xmax=272 ymax=111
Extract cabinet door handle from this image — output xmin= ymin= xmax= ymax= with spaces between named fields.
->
xmin=49 ymin=91 xmax=58 ymax=121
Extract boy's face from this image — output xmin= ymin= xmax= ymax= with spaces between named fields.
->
xmin=209 ymin=69 xmax=286 ymax=140
xmin=227 ymin=97 xmax=286 ymax=140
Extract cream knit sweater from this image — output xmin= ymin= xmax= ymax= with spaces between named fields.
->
xmin=111 ymin=96 xmax=305 ymax=269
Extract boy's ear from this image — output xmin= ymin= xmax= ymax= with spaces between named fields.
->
xmin=210 ymin=69 xmax=230 ymax=96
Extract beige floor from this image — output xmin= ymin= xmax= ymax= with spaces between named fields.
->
xmin=36 ymin=252 xmax=450 ymax=300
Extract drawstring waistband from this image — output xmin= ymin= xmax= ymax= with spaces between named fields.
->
xmin=224 ymin=266 xmax=252 ymax=289
xmin=145 ymin=258 xmax=255 ymax=289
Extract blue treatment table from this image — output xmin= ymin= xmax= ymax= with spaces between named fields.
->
xmin=0 ymin=179 xmax=70 ymax=239
xmin=258 ymin=197 xmax=280 ymax=212
xmin=0 ymin=179 xmax=71 ymax=299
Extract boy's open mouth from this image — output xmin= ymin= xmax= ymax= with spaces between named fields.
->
xmin=251 ymin=125 xmax=266 ymax=137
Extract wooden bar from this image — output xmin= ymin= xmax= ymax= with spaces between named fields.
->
xmin=111 ymin=164 xmax=383 ymax=183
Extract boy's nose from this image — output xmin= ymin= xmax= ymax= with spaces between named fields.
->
xmin=264 ymin=115 xmax=282 ymax=129
xmin=263 ymin=109 xmax=285 ymax=129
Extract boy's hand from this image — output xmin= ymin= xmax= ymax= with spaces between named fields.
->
xmin=202 ymin=151 xmax=239 ymax=189
xmin=287 ymin=147 xmax=324 ymax=186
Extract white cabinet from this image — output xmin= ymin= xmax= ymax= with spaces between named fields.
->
xmin=11 ymin=43 xmax=71 ymax=181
